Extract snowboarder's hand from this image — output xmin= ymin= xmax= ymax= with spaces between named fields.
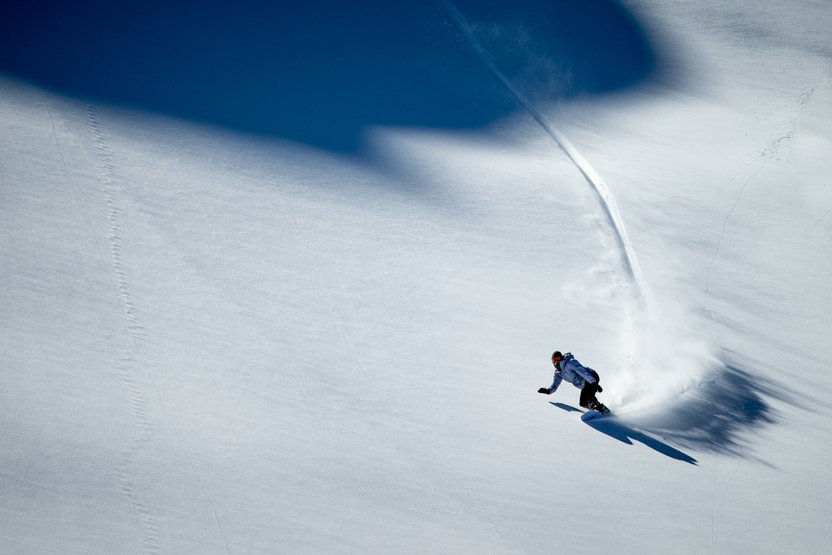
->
xmin=537 ymin=387 xmax=551 ymax=395
xmin=596 ymin=385 xmax=603 ymax=393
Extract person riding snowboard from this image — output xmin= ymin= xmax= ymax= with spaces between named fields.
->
xmin=538 ymin=351 xmax=609 ymax=414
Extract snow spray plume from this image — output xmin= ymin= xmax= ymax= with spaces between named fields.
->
xmin=443 ymin=0 xmax=719 ymax=407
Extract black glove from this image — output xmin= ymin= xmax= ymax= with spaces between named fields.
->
xmin=537 ymin=387 xmax=551 ymax=395
xmin=596 ymin=384 xmax=603 ymax=393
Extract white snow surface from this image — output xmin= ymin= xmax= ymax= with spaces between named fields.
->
xmin=2 ymin=1 xmax=832 ymax=553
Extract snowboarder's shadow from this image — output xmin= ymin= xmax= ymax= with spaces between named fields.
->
xmin=584 ymin=416 xmax=698 ymax=465
xmin=551 ymin=402 xmax=583 ymax=413
xmin=550 ymin=402 xmax=698 ymax=465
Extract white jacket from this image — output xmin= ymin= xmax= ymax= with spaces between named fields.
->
xmin=549 ymin=353 xmax=597 ymax=392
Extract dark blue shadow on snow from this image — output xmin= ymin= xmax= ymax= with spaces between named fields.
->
xmin=551 ymin=401 xmax=698 ymax=464
xmin=622 ymin=365 xmax=800 ymax=461
xmin=583 ymin=413 xmax=699 ymax=465
xmin=0 ymin=0 xmax=671 ymax=153
xmin=552 ymin=402 xmax=583 ymax=413
xmin=564 ymin=364 xmax=800 ymax=465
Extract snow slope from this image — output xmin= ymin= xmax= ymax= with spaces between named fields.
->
xmin=2 ymin=1 xmax=831 ymax=553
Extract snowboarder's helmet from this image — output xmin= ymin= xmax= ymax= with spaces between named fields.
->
xmin=552 ymin=351 xmax=563 ymax=361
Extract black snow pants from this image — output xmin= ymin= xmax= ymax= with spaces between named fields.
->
xmin=579 ymin=370 xmax=601 ymax=409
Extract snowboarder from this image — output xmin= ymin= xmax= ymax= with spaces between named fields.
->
xmin=538 ymin=351 xmax=610 ymax=414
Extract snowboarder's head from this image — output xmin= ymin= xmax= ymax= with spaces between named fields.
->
xmin=551 ymin=351 xmax=563 ymax=363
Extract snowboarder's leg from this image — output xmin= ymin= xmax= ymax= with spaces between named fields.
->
xmin=579 ymin=387 xmax=590 ymax=408
xmin=581 ymin=371 xmax=609 ymax=413
xmin=579 ymin=382 xmax=599 ymax=409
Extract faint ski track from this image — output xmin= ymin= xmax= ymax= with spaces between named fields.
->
xmin=704 ymin=89 xmax=811 ymax=317
xmin=704 ymin=159 xmax=766 ymax=317
xmin=84 ymin=104 xmax=231 ymax=555
xmin=85 ymin=104 xmax=160 ymax=555
xmin=442 ymin=0 xmax=648 ymax=312
xmin=43 ymin=98 xmax=120 ymax=301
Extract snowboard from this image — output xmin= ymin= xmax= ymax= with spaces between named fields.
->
xmin=581 ymin=408 xmax=612 ymax=421
xmin=550 ymin=401 xmax=612 ymax=419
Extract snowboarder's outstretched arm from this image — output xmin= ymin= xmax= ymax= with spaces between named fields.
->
xmin=538 ymin=371 xmax=562 ymax=394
